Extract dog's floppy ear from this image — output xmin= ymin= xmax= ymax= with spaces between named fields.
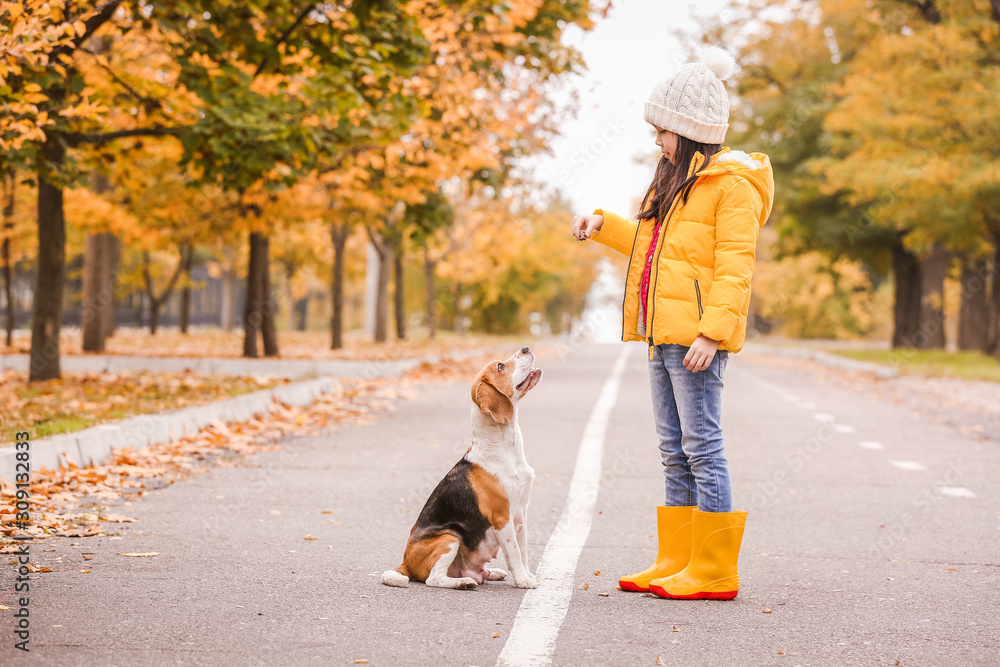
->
xmin=474 ymin=376 xmax=514 ymax=425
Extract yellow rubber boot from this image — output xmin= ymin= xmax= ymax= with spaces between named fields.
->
xmin=648 ymin=509 xmax=747 ymax=600
xmin=618 ymin=505 xmax=695 ymax=592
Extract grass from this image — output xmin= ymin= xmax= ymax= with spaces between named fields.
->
xmin=826 ymin=348 xmax=1000 ymax=383
xmin=0 ymin=370 xmax=286 ymax=446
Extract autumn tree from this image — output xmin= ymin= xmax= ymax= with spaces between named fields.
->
xmin=1 ymin=1 xmax=168 ymax=379
xmin=1 ymin=1 xmax=429 ymax=377
xmin=150 ymin=1 xmax=428 ymax=358
xmin=405 ymin=188 xmax=454 ymax=339
xmin=703 ymin=0 xmax=1000 ymax=349
xmin=347 ymin=0 xmax=596 ymax=344
xmin=814 ymin=0 xmax=1000 ymax=350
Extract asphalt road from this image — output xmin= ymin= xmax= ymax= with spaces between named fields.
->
xmin=5 ymin=343 xmax=999 ymax=666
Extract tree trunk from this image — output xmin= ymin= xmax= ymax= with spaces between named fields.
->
xmin=424 ymin=244 xmax=437 ymax=339
xmin=143 ymin=246 xmax=188 ymax=337
xmin=82 ymin=169 xmax=116 ymax=351
xmin=221 ymin=252 xmax=235 ymax=331
xmin=366 ymin=226 xmax=391 ymax=344
xmin=103 ymin=234 xmax=120 ymax=338
xmin=2 ymin=167 xmax=14 ymax=348
xmin=260 ymin=236 xmax=278 ymax=357
xmin=394 ymin=243 xmax=405 ymax=340
xmin=284 ymin=264 xmax=296 ymax=333
xmin=149 ymin=302 xmax=160 ymax=335
xmin=82 ymin=233 xmax=108 ymax=351
xmin=374 ymin=241 xmax=390 ymax=344
xmin=330 ymin=223 xmax=349 ymax=350
xmin=891 ymin=240 xmax=922 ymax=349
xmin=29 ymin=135 xmax=67 ymax=381
xmin=914 ymin=244 xmax=948 ymax=349
xmin=243 ymin=231 xmax=279 ymax=358
xmin=243 ymin=232 xmax=262 ymax=358
xmin=1 ymin=233 xmax=11 ymax=349
xmin=957 ymin=255 xmax=989 ymax=351
xmin=295 ymin=296 xmax=308 ymax=331
xmin=986 ymin=230 xmax=1000 ymax=356
xmin=179 ymin=244 xmax=194 ymax=334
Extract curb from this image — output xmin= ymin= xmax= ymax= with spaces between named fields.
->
xmin=744 ymin=342 xmax=898 ymax=379
xmin=0 ymin=354 xmax=424 ymax=379
xmin=0 ymin=377 xmax=338 ymax=485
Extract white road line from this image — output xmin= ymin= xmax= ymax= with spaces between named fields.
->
xmin=939 ymin=487 xmax=976 ymax=498
xmin=859 ymin=441 xmax=885 ymax=450
xmin=496 ymin=346 xmax=630 ymax=667
xmin=890 ymin=460 xmax=928 ymax=471
xmin=797 ymin=401 xmax=817 ymax=409
xmin=834 ymin=424 xmax=856 ymax=434
xmin=813 ymin=413 xmax=835 ymax=423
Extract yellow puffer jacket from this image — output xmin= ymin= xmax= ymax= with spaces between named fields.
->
xmin=592 ymin=147 xmax=774 ymax=353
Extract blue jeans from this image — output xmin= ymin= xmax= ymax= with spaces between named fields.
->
xmin=648 ymin=343 xmax=732 ymax=512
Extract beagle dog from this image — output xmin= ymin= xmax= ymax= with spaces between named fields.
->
xmin=382 ymin=346 xmax=543 ymax=590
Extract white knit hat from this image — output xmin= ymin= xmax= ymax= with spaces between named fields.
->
xmin=643 ymin=47 xmax=737 ymax=144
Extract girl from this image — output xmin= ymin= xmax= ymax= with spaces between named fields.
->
xmin=571 ymin=47 xmax=774 ymax=600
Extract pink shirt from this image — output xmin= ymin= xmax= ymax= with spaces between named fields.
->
xmin=639 ymin=218 xmax=663 ymax=321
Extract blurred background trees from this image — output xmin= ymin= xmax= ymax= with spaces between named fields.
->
xmin=700 ymin=0 xmax=1000 ymax=353
xmin=3 ymin=0 xmax=999 ymax=384
xmin=1 ymin=0 xmax=605 ymax=380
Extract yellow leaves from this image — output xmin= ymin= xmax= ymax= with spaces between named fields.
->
xmin=752 ymin=249 xmax=891 ymax=340
xmin=56 ymin=96 xmax=110 ymax=119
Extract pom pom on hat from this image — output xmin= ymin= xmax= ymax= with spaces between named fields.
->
xmin=700 ymin=46 xmax=737 ymax=81
xmin=642 ymin=45 xmax=736 ymax=144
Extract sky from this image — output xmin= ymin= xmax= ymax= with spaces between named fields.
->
xmin=527 ymin=0 xmax=733 ymax=219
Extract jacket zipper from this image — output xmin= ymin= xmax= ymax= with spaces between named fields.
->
xmin=694 ymin=279 xmax=704 ymax=319
xmin=646 ymin=196 xmax=682 ymax=349
xmin=621 ymin=217 xmax=642 ymax=344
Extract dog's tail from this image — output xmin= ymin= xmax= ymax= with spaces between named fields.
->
xmin=381 ymin=564 xmax=410 ymax=588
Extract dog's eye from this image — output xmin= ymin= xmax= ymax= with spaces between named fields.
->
xmin=498 ymin=363 xmax=506 ymax=371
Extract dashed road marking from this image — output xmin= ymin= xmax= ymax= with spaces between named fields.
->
xmin=890 ymin=460 xmax=928 ymax=471
xmin=939 ymin=487 xmax=976 ymax=498
xmin=833 ymin=424 xmax=856 ymax=434
xmin=813 ymin=413 xmax=835 ymax=423
xmin=859 ymin=441 xmax=885 ymax=450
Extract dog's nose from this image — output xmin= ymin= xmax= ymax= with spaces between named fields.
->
xmin=521 ymin=346 xmax=531 ymax=354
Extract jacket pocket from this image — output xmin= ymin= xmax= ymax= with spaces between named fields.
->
xmin=693 ymin=279 xmax=704 ymax=320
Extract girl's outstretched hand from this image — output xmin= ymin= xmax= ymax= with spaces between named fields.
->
xmin=683 ymin=335 xmax=720 ymax=372
xmin=571 ymin=214 xmax=604 ymax=241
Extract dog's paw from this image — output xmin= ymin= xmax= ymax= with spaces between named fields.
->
xmin=514 ymin=574 xmax=538 ymax=589
xmin=456 ymin=577 xmax=478 ymax=590
xmin=488 ymin=568 xmax=509 ymax=581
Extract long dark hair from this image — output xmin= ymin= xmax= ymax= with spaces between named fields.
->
xmin=638 ymin=135 xmax=722 ymax=222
